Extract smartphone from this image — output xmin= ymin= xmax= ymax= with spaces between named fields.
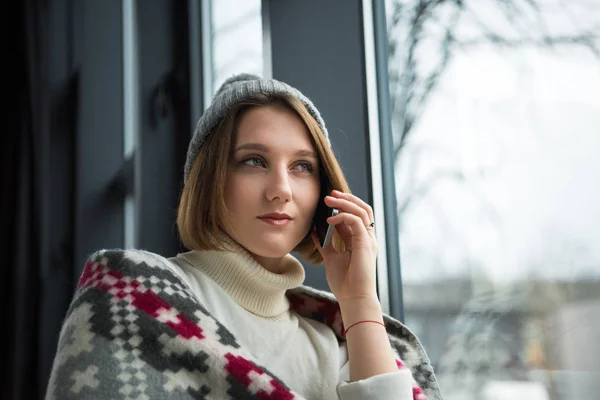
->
xmin=314 ymin=176 xmax=338 ymax=248
xmin=320 ymin=208 xmax=339 ymax=248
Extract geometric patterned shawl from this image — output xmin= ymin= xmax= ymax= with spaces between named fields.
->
xmin=45 ymin=249 xmax=443 ymax=399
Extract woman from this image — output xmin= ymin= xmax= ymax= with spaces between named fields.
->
xmin=46 ymin=74 xmax=442 ymax=399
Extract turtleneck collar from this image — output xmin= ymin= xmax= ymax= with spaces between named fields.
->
xmin=177 ymin=236 xmax=306 ymax=318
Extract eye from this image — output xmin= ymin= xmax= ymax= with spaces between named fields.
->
xmin=293 ymin=161 xmax=314 ymax=173
xmin=241 ymin=156 xmax=267 ymax=168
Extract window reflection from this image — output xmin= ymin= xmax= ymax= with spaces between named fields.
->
xmin=385 ymin=0 xmax=600 ymax=398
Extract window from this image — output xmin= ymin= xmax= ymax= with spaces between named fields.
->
xmin=385 ymin=1 xmax=599 ymax=398
xmin=208 ymin=0 xmax=263 ymax=95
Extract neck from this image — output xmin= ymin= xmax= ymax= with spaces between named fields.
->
xmin=177 ymin=236 xmax=305 ymax=317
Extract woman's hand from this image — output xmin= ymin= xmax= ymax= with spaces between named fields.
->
xmin=312 ymin=190 xmax=378 ymax=304
xmin=312 ymin=191 xmax=399 ymax=382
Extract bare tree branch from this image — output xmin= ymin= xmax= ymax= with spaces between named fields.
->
xmin=390 ymin=0 xmax=463 ymax=158
xmin=458 ymin=33 xmax=600 ymax=56
xmin=388 ymin=0 xmax=600 ymax=227
xmin=388 ymin=0 xmax=600 ymax=163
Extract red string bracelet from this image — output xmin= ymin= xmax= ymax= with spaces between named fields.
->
xmin=343 ymin=320 xmax=386 ymax=336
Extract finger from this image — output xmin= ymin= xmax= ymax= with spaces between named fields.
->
xmin=330 ymin=190 xmax=374 ymax=226
xmin=324 ymin=195 xmax=371 ymax=229
xmin=334 ymin=223 xmax=355 ymax=250
xmin=327 ymin=211 xmax=372 ymax=240
xmin=334 ymin=223 xmax=354 ymax=241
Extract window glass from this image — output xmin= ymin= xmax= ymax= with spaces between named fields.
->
xmin=385 ymin=1 xmax=600 ymax=398
xmin=210 ymin=0 xmax=263 ymax=94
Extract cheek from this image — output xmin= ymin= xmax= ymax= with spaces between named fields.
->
xmin=223 ymin=175 xmax=242 ymax=213
xmin=224 ymin=174 xmax=257 ymax=215
xmin=299 ymin=180 xmax=321 ymax=215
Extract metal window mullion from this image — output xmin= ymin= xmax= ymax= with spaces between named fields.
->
xmin=123 ymin=0 xmax=140 ymax=249
xmin=362 ymin=0 xmax=391 ymax=316
xmin=189 ymin=0 xmax=204 ymax=124
xmin=370 ymin=0 xmax=404 ymax=321
xmin=201 ymin=0 xmax=214 ymax=106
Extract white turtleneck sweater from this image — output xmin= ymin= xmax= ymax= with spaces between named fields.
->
xmin=165 ymin=242 xmax=414 ymax=400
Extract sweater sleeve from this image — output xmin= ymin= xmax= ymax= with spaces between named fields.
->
xmin=337 ymin=370 xmax=415 ymax=400
xmin=335 ymin=343 xmax=426 ymax=400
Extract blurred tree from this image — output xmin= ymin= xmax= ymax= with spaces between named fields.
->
xmin=388 ymin=0 xmax=600 ymax=278
xmin=388 ymin=0 xmax=600 ymax=156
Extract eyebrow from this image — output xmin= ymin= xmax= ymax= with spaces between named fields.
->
xmin=234 ymin=143 xmax=318 ymax=159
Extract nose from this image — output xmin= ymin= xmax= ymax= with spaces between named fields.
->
xmin=265 ymin=166 xmax=292 ymax=203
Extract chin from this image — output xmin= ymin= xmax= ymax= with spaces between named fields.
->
xmin=243 ymin=233 xmax=302 ymax=258
xmin=246 ymin=241 xmax=293 ymax=259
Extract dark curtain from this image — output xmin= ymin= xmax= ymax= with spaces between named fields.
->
xmin=3 ymin=0 xmax=51 ymax=398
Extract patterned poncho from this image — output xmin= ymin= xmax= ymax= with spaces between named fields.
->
xmin=45 ymin=249 xmax=443 ymax=399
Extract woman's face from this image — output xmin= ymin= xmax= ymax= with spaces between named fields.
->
xmin=223 ymin=104 xmax=321 ymax=267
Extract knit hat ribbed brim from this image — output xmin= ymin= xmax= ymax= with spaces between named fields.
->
xmin=183 ymin=73 xmax=330 ymax=182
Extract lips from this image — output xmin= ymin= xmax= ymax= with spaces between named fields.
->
xmin=258 ymin=213 xmax=292 ymax=226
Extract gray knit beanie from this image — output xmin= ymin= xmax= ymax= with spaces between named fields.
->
xmin=183 ymin=73 xmax=331 ymax=183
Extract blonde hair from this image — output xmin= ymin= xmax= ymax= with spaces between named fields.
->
xmin=176 ymin=92 xmax=349 ymax=264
